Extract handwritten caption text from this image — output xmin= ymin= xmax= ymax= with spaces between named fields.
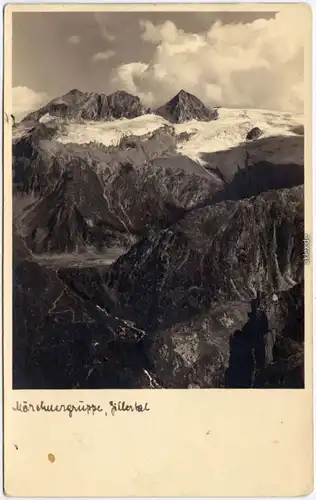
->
xmin=13 ymin=400 xmax=150 ymax=418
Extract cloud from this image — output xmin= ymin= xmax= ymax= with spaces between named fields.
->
xmin=101 ymin=27 xmax=115 ymax=42
xmin=12 ymin=86 xmax=49 ymax=121
xmin=111 ymin=62 xmax=153 ymax=104
xmin=92 ymin=50 xmax=115 ymax=62
xmin=111 ymin=8 xmax=306 ymax=112
xmin=68 ymin=35 xmax=80 ymax=45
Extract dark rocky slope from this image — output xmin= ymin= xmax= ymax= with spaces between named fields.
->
xmin=13 ymin=244 xmax=156 ymax=389
xmin=13 ymin=124 xmax=223 ymax=254
xmin=146 ymin=283 xmax=304 ymax=389
xmin=202 ymin=135 xmax=303 ymax=188
xmin=13 ymin=186 xmax=304 ymax=390
xmin=85 ymin=186 xmax=304 ymax=331
xmin=14 ymin=267 xmax=304 ymax=389
xmin=13 ymin=119 xmax=303 ymax=256
xmin=54 ymin=185 xmax=304 ymax=389
xmin=213 ymin=160 xmax=304 ymax=203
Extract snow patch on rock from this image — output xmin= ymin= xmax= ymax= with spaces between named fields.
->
xmin=56 ymin=114 xmax=168 ymax=146
xmin=174 ymin=108 xmax=304 ymax=164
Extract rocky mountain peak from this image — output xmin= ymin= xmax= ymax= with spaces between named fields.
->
xmin=109 ymin=89 xmax=139 ymax=99
xmin=22 ymin=88 xmax=146 ymax=123
xmin=67 ymin=88 xmax=83 ymax=96
xmin=20 ymin=87 xmax=222 ymax=125
xmin=155 ymin=89 xmax=219 ymax=123
xmin=106 ymin=90 xmax=145 ymax=119
xmin=178 ymin=89 xmax=188 ymax=96
xmin=177 ymin=89 xmax=192 ymax=99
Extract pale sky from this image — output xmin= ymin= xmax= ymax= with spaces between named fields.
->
xmin=12 ymin=10 xmax=305 ymax=121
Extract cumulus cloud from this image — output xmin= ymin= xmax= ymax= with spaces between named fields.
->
xmin=111 ymin=9 xmax=306 ymax=112
xmin=12 ymin=86 xmax=49 ymax=121
xmin=111 ymin=62 xmax=154 ymax=104
xmin=68 ymin=35 xmax=80 ymax=45
xmin=92 ymin=50 xmax=115 ymax=62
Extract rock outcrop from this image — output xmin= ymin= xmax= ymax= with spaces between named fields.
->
xmin=246 ymin=126 xmax=263 ymax=141
xmin=102 ymin=186 xmax=304 ymax=331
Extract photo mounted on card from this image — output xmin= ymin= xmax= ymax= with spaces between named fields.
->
xmin=3 ymin=3 xmax=313 ymax=497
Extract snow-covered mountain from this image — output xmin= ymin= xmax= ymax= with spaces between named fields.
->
xmin=16 ymin=104 xmax=304 ymax=165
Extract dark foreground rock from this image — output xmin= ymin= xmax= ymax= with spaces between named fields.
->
xmin=13 ymin=249 xmax=304 ymax=389
xmin=46 ymin=185 xmax=304 ymax=389
xmin=147 ymin=284 xmax=304 ymax=389
xmin=13 ymin=253 xmax=157 ymax=389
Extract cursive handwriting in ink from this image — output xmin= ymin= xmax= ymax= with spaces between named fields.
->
xmin=12 ymin=400 xmax=151 ymax=418
xmin=109 ymin=400 xmax=150 ymax=416
xmin=12 ymin=400 xmax=103 ymax=418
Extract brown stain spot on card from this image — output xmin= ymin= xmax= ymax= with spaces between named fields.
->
xmin=14 ymin=444 xmax=19 ymax=450
xmin=273 ymin=440 xmax=280 ymax=444
xmin=48 ymin=453 xmax=55 ymax=463
xmin=206 ymin=430 xmax=211 ymax=435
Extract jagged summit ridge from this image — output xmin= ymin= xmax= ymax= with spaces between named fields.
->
xmin=23 ymin=89 xmax=146 ymax=123
xmin=21 ymin=88 xmax=219 ymax=125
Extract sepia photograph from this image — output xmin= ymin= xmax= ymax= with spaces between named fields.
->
xmin=11 ymin=7 xmax=306 ymax=391
xmin=3 ymin=4 xmax=314 ymax=497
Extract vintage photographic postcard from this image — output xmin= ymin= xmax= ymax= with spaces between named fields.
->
xmin=3 ymin=2 xmax=313 ymax=496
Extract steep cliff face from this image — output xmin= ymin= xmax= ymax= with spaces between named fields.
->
xmin=146 ymin=282 xmax=304 ymax=389
xmin=155 ymin=90 xmax=219 ymax=123
xmin=104 ymin=186 xmax=303 ymax=329
xmin=106 ymin=90 xmax=145 ymax=119
xmin=13 ymin=125 xmax=222 ymax=254
xmin=12 ymin=121 xmax=60 ymax=195
xmin=19 ymin=167 xmax=130 ymax=254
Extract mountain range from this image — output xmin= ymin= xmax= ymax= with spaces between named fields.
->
xmin=12 ymin=88 xmax=305 ymax=389
xmin=21 ymin=88 xmax=219 ymax=124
